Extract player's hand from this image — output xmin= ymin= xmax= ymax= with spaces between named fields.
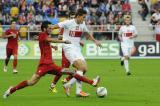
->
xmin=58 ymin=35 xmax=63 ymax=40
xmin=80 ymin=41 xmax=84 ymax=47
xmin=12 ymin=34 xmax=16 ymax=38
xmin=33 ymin=35 xmax=38 ymax=40
xmin=51 ymin=46 xmax=58 ymax=51
xmin=129 ymin=36 xmax=134 ymax=39
xmin=64 ymin=40 xmax=71 ymax=44
xmin=95 ymin=40 xmax=102 ymax=48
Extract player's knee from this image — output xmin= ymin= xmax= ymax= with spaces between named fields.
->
xmin=28 ymin=80 xmax=36 ymax=86
xmin=78 ymin=66 xmax=87 ymax=72
xmin=14 ymin=55 xmax=18 ymax=59
xmin=124 ymin=56 xmax=129 ymax=60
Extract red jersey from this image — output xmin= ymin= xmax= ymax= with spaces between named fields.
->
xmin=5 ymin=29 xmax=19 ymax=49
xmin=38 ymin=32 xmax=53 ymax=65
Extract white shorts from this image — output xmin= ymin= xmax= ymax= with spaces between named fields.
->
xmin=63 ymin=46 xmax=85 ymax=65
xmin=121 ymin=46 xmax=132 ymax=56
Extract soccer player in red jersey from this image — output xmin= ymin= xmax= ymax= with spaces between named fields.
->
xmin=3 ymin=21 xmax=100 ymax=99
xmin=3 ymin=21 xmax=19 ymax=73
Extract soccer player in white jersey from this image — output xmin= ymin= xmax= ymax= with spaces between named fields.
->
xmin=119 ymin=17 xmax=137 ymax=75
xmin=50 ymin=9 xmax=102 ymax=97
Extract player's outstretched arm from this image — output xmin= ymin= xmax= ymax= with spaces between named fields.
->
xmin=51 ymin=45 xmax=58 ymax=50
xmin=3 ymin=33 xmax=16 ymax=38
xmin=46 ymin=37 xmax=71 ymax=44
xmin=86 ymin=32 xmax=102 ymax=48
xmin=129 ymin=34 xmax=137 ymax=39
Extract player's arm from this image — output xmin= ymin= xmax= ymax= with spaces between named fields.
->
xmin=129 ymin=26 xmax=138 ymax=39
xmin=46 ymin=37 xmax=71 ymax=44
xmin=118 ymin=27 xmax=123 ymax=42
xmin=3 ymin=32 xmax=16 ymax=38
xmin=51 ymin=45 xmax=58 ymax=50
xmin=85 ymin=32 xmax=102 ymax=48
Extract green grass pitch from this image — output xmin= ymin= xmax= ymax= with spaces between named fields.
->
xmin=0 ymin=59 xmax=160 ymax=106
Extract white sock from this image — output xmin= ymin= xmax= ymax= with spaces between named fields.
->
xmin=64 ymin=78 xmax=76 ymax=87
xmin=76 ymin=71 xmax=83 ymax=94
xmin=121 ymin=56 xmax=124 ymax=61
xmin=124 ymin=59 xmax=129 ymax=73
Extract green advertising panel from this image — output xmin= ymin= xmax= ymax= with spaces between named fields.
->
xmin=0 ymin=41 xmax=120 ymax=59
xmin=82 ymin=41 xmax=120 ymax=59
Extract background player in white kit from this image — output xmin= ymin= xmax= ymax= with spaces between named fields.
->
xmin=51 ymin=9 xmax=102 ymax=96
xmin=119 ymin=16 xmax=137 ymax=75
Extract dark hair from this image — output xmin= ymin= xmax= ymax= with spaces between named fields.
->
xmin=11 ymin=21 xmax=16 ymax=24
xmin=69 ymin=11 xmax=76 ymax=17
xmin=41 ymin=21 xmax=51 ymax=31
xmin=75 ymin=9 xmax=87 ymax=17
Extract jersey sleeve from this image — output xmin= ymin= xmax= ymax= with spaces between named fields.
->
xmin=5 ymin=29 xmax=10 ymax=36
xmin=83 ymin=22 xmax=89 ymax=33
xmin=133 ymin=26 xmax=138 ymax=36
xmin=39 ymin=33 xmax=48 ymax=42
xmin=58 ymin=20 xmax=70 ymax=29
xmin=118 ymin=26 xmax=123 ymax=36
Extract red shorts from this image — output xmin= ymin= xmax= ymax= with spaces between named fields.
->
xmin=62 ymin=50 xmax=70 ymax=68
xmin=156 ymin=34 xmax=160 ymax=42
xmin=36 ymin=63 xmax=63 ymax=77
xmin=6 ymin=47 xmax=18 ymax=57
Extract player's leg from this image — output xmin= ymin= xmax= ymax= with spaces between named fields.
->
xmin=61 ymin=67 xmax=100 ymax=96
xmin=4 ymin=48 xmax=12 ymax=72
xmin=50 ymin=50 xmax=71 ymax=92
xmin=61 ymin=51 xmax=72 ymax=84
xmin=63 ymin=49 xmax=90 ymax=97
xmin=63 ymin=59 xmax=91 ymax=97
xmin=49 ymin=63 xmax=100 ymax=96
xmin=12 ymin=48 xmax=18 ymax=73
xmin=122 ymin=46 xmax=131 ymax=75
xmin=3 ymin=74 xmax=41 ymax=98
xmin=131 ymin=46 xmax=136 ymax=56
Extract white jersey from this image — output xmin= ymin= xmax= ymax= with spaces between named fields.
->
xmin=119 ymin=25 xmax=137 ymax=47
xmin=58 ymin=19 xmax=89 ymax=49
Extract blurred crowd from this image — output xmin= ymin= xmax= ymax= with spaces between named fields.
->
xmin=0 ymin=0 xmax=132 ymax=40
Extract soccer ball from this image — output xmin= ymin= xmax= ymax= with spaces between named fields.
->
xmin=96 ymin=87 xmax=107 ymax=97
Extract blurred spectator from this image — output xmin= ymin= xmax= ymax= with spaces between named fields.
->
xmin=27 ymin=3 xmax=35 ymax=14
xmin=3 ymin=13 xmax=11 ymax=25
xmin=28 ymin=21 xmax=37 ymax=39
xmin=0 ymin=22 xmax=3 ymax=38
xmin=90 ymin=0 xmax=99 ymax=13
xmin=115 ymin=12 xmax=124 ymax=25
xmin=107 ymin=11 xmax=115 ymax=24
xmin=19 ymin=0 xmax=27 ymax=13
xmin=18 ymin=13 xmax=27 ymax=25
xmin=27 ymin=12 xmax=35 ymax=23
xmin=10 ymin=4 xmax=19 ymax=18
xmin=114 ymin=0 xmax=122 ymax=13
xmin=151 ymin=9 xmax=160 ymax=25
xmin=35 ymin=12 xmax=43 ymax=24
xmin=138 ymin=0 xmax=149 ymax=21
xmin=0 ymin=12 xmax=3 ymax=23
xmin=45 ymin=11 xmax=59 ymax=25
xmin=122 ymin=0 xmax=131 ymax=12
xmin=58 ymin=0 xmax=68 ymax=16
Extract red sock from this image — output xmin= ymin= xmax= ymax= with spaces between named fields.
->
xmin=52 ymin=75 xmax=62 ymax=84
xmin=10 ymin=80 xmax=28 ymax=94
xmin=13 ymin=59 xmax=17 ymax=69
xmin=74 ymin=74 xmax=93 ymax=85
xmin=66 ymin=75 xmax=73 ymax=81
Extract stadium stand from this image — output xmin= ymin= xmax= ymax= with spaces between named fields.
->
xmin=0 ymin=0 xmax=157 ymax=41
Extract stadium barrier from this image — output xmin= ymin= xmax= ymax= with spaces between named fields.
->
xmin=0 ymin=41 xmax=160 ymax=59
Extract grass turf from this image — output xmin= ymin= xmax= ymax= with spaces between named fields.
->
xmin=0 ymin=59 xmax=160 ymax=106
